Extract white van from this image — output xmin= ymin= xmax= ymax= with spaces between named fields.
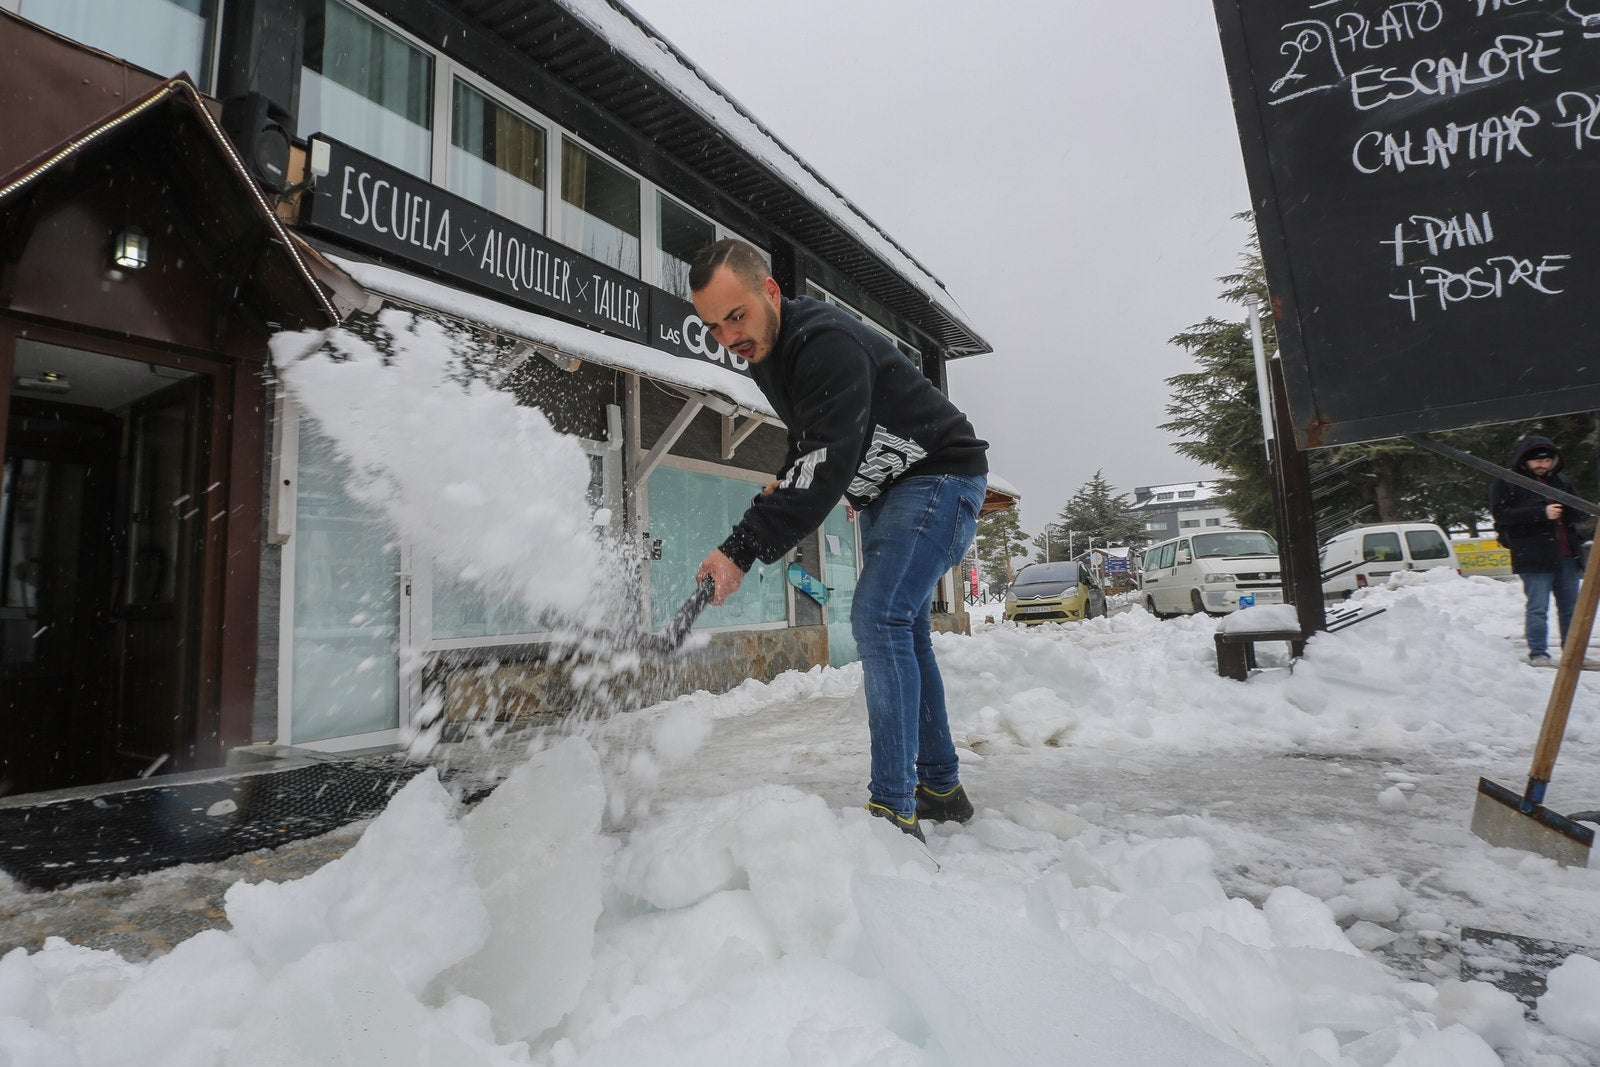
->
xmin=1319 ymin=523 xmax=1458 ymax=600
xmin=1139 ymin=529 xmax=1283 ymax=618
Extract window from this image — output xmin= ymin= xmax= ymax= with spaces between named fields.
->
xmin=1179 ymin=519 xmax=1201 ymax=528
xmin=1362 ymin=532 xmax=1403 ymax=563
xmin=647 ymin=466 xmax=787 ymax=630
xmin=1192 ymin=531 xmax=1279 ymax=559
xmin=18 ymin=0 xmax=218 ymax=91
xmin=1405 ymin=529 xmax=1450 ymax=560
xmin=1144 ymin=522 xmax=1165 ymax=532
xmin=1179 ymin=490 xmax=1196 ymax=499
xmin=300 ymin=0 xmax=434 ymax=179
xmin=656 ymin=194 xmax=715 ymax=299
xmin=1157 ymin=492 xmax=1175 ymax=501
xmin=448 ymin=79 xmax=546 ymax=231
xmin=1205 ymin=517 xmax=1222 ymax=526
xmin=560 ymin=137 xmax=641 ymax=276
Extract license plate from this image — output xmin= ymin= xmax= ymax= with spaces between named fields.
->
xmin=1254 ymin=590 xmax=1282 ymax=602
xmin=1022 ymin=605 xmax=1054 ymax=615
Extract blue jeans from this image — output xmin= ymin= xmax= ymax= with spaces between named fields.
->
xmin=853 ymin=473 xmax=985 ymax=818
xmin=1522 ymin=555 xmax=1582 ymax=657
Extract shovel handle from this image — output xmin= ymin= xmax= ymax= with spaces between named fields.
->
xmin=1529 ymin=540 xmax=1600 ymax=786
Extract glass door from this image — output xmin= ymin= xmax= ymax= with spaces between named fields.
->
xmin=823 ymin=504 xmax=860 ymax=666
xmin=283 ymin=415 xmax=400 ymax=745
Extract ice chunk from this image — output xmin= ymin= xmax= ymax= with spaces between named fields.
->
xmin=1002 ymin=797 xmax=1090 ymax=840
xmin=613 ymin=786 xmax=800 ymax=910
xmin=224 ymin=941 xmax=489 ymax=1067
xmin=440 ymin=735 xmax=606 ymax=1044
xmin=1384 ymin=1023 xmax=1501 ymax=1065
xmin=225 ymin=768 xmax=487 ymax=994
xmin=1536 ymin=952 xmax=1600 ymax=1045
xmin=731 ymin=792 xmax=857 ymax=960
xmin=1378 ymin=785 xmax=1408 ymax=812
xmin=1263 ymin=886 xmax=1362 ymax=955
xmin=853 ymin=873 xmax=1256 ymax=1065
xmin=70 ymin=930 xmax=258 ymax=1065
xmin=1433 ymin=979 xmax=1529 ymax=1053
xmin=996 ymin=687 xmax=1076 ymax=747
xmin=0 ymin=1016 xmax=76 ymax=1067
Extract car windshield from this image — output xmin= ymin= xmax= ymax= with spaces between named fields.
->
xmin=1014 ymin=562 xmax=1081 ymax=587
xmin=1191 ymin=531 xmax=1278 ymax=559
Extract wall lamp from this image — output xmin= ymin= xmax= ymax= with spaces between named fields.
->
xmin=111 ymin=226 xmax=150 ymax=272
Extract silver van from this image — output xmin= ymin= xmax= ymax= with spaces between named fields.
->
xmin=1139 ymin=529 xmax=1282 ymax=618
xmin=1319 ymin=523 xmax=1458 ymax=600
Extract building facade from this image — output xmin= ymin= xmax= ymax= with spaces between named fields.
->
xmin=0 ymin=0 xmax=1005 ymax=796
xmin=1128 ymin=480 xmax=1234 ymax=546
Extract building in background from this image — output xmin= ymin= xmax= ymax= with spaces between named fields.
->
xmin=1128 ymin=480 xmax=1234 ymax=548
xmin=0 ymin=0 xmax=1011 ymax=795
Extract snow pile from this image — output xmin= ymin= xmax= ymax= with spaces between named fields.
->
xmin=271 ymin=312 xmax=623 ymax=632
xmin=0 ymin=732 xmax=1532 ymax=1065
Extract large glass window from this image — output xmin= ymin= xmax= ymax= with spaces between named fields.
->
xmin=560 ymin=138 xmax=641 ymax=276
xmin=656 ymin=194 xmax=714 ymax=299
xmin=300 ymin=0 xmax=434 ymax=179
xmin=19 ymin=0 xmax=217 ymax=90
xmin=289 ymin=419 xmax=399 ymax=743
xmin=449 ymin=80 xmax=546 ymax=232
xmin=647 ymin=466 xmax=787 ymax=630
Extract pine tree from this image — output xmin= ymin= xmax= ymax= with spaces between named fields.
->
xmin=974 ymin=508 xmax=1029 ymax=589
xmin=1034 ymin=471 xmax=1145 ymax=561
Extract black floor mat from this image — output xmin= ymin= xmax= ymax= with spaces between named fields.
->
xmin=1459 ymin=926 xmax=1600 ymax=1009
xmin=0 ymin=757 xmax=490 ymax=891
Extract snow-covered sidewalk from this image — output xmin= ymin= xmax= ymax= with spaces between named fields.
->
xmin=4 ymin=572 xmax=1600 ymax=1065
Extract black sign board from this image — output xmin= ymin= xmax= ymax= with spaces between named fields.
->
xmin=649 ymin=290 xmax=754 ymax=378
xmin=304 ymin=138 xmax=648 ymax=342
xmin=1213 ymin=3 xmax=1600 ymax=448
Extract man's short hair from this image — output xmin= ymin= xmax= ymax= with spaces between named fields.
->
xmin=689 ymin=238 xmax=769 ymax=293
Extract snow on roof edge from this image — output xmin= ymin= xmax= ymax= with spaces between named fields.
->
xmin=554 ymin=0 xmax=985 ymax=348
xmin=329 ymin=255 xmax=778 ymax=420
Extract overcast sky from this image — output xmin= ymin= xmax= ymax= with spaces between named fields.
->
xmin=623 ymin=0 xmax=1255 ymax=535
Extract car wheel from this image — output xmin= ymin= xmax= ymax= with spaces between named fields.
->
xmin=1191 ymin=590 xmax=1209 ymax=616
xmin=1145 ymin=595 xmax=1165 ymax=620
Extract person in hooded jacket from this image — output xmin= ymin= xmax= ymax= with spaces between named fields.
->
xmin=687 ymin=239 xmax=988 ymax=842
xmin=1490 ymin=435 xmax=1583 ymax=666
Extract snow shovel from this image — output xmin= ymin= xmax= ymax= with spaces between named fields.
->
xmin=636 ymin=576 xmax=716 ymax=656
xmin=1471 ymin=540 xmax=1600 ymax=867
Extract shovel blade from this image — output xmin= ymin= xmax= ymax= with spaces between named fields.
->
xmin=1471 ymin=777 xmax=1594 ymax=868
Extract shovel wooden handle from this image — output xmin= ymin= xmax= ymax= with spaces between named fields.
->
xmin=1530 ymin=540 xmax=1600 ymax=788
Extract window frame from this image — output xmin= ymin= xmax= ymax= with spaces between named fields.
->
xmin=436 ymin=62 xmax=553 ymax=234
xmin=6 ymin=0 xmax=225 ymax=92
xmin=300 ymin=0 xmax=439 ymax=179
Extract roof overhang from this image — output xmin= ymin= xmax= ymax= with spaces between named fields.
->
xmin=0 ymin=71 xmax=348 ymax=331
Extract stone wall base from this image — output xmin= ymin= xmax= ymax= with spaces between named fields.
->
xmin=433 ymin=626 xmax=829 ymax=724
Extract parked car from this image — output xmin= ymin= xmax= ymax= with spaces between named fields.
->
xmin=1003 ymin=561 xmax=1107 ymax=624
xmin=1451 ymin=536 xmax=1514 ymax=581
xmin=1140 ymin=529 xmax=1282 ymax=618
xmin=1319 ymin=523 xmax=1458 ymax=600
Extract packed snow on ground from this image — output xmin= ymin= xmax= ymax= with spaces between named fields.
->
xmin=6 ymin=577 xmax=1600 ymax=1064
xmin=7 ymin=335 xmax=1600 ymax=1064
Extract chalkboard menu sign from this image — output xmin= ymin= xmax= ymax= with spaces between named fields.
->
xmin=1213 ymin=2 xmax=1600 ymax=448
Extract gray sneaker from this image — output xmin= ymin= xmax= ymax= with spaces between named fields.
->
xmin=1529 ymin=652 xmax=1555 ymax=667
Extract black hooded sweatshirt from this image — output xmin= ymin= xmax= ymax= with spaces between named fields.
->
xmin=717 ymin=296 xmax=988 ymax=572
xmin=1490 ymin=435 xmax=1580 ymax=574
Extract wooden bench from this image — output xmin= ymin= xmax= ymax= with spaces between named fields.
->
xmin=1214 ymin=628 xmax=1305 ymax=681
